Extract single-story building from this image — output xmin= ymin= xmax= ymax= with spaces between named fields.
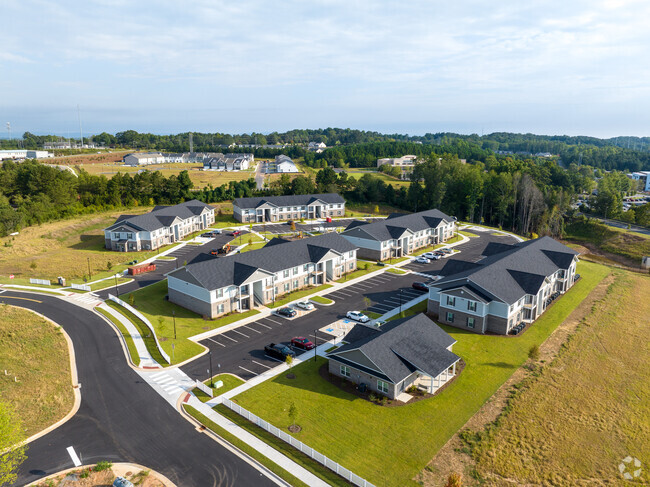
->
xmin=428 ymin=236 xmax=579 ymax=335
xmin=167 ymin=233 xmax=358 ymax=318
xmin=104 ymin=200 xmax=215 ymax=252
xmin=341 ymin=209 xmax=456 ymax=261
xmin=233 ymin=193 xmax=346 ymax=223
xmin=327 ymin=314 xmax=460 ymax=400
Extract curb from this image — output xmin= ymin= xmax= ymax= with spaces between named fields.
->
xmin=26 ymin=462 xmax=177 ymax=487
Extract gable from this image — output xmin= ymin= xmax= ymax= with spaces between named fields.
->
xmin=240 ymin=268 xmax=275 ymax=285
xmin=343 ymin=227 xmax=379 ymax=241
xmin=331 ymin=349 xmax=383 ymax=374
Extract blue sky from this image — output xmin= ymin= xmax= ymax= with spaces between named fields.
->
xmin=1 ymin=0 xmax=649 ymax=137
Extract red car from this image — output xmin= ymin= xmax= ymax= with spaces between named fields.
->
xmin=230 ymin=230 xmax=241 ymax=236
xmin=291 ymin=336 xmax=315 ymax=350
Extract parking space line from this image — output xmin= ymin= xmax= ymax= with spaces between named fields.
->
xmin=238 ymin=365 xmax=257 ymax=376
xmin=265 ymin=318 xmax=283 ymax=325
xmin=231 ymin=329 xmax=249 ymax=338
xmin=221 ymin=334 xmax=238 ymax=343
xmin=252 ymin=360 xmax=271 ymax=369
xmin=242 ymin=325 xmax=262 ymax=334
xmin=370 ymin=303 xmax=394 ymax=311
xmin=330 ymin=290 xmax=354 ymax=297
xmin=206 ymin=337 xmax=226 ymax=347
xmin=254 ymin=321 xmax=272 ymax=329
xmin=351 ymin=282 xmax=374 ymax=289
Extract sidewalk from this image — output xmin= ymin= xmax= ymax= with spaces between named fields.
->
xmin=97 ymin=302 xmax=161 ymax=369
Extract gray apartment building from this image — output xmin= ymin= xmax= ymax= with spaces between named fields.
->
xmin=104 ymin=200 xmax=215 ymax=252
xmin=428 ymin=237 xmax=579 ymax=335
xmin=167 ymin=233 xmax=358 ymax=318
xmin=232 ymin=193 xmax=346 ymax=223
xmin=341 ymin=209 xmax=456 ymax=261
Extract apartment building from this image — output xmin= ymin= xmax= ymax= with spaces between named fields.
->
xmin=233 ymin=193 xmax=346 ymax=223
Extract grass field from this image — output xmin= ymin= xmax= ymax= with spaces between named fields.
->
xmin=310 ymin=296 xmax=333 ymax=305
xmin=0 ymin=305 xmax=74 ymax=437
xmin=468 ymin=269 xmax=650 ymax=486
xmin=266 ymin=284 xmax=333 ymax=309
xmin=344 ymin=169 xmax=411 ymax=189
xmin=123 ymin=280 xmax=259 ymax=364
xmin=229 ymin=261 xmax=610 ymax=487
xmin=192 ymin=374 xmax=244 ymax=402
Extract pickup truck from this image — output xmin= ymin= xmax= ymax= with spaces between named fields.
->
xmin=264 ymin=343 xmax=296 ymax=361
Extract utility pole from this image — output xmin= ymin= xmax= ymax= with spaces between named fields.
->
xmin=208 ymin=351 xmax=214 ymax=387
xmin=172 ymin=310 xmax=177 ymax=340
xmin=114 ymin=274 xmax=119 ymax=297
xmin=314 ymin=329 xmax=318 ymax=362
xmin=87 ymin=257 xmax=92 ymax=281
xmin=77 ymin=104 xmax=84 ymax=148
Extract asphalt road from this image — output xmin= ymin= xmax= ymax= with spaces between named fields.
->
xmin=181 ymin=231 xmax=517 ymax=382
xmin=0 ymin=291 xmax=277 ymax=487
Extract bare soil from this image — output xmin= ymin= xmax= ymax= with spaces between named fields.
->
xmin=417 ymin=273 xmax=616 ymax=487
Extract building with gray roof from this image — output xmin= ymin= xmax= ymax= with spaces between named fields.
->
xmin=167 ymin=233 xmax=358 ymax=318
xmin=104 ymin=200 xmax=214 ymax=252
xmin=428 ymin=236 xmax=580 ymax=335
xmin=233 ymin=193 xmax=346 ymax=223
xmin=327 ymin=314 xmax=460 ymax=400
xmin=341 ymin=208 xmax=456 ymax=261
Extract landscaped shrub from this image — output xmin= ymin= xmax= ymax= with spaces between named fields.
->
xmin=94 ymin=460 xmax=113 ymax=472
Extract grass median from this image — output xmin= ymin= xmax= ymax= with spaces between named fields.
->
xmin=95 ymin=307 xmax=141 ymax=366
xmin=229 ymin=261 xmax=610 ymax=487
xmin=192 ymin=374 xmax=245 ymax=402
xmin=267 ymin=284 xmax=333 ymax=309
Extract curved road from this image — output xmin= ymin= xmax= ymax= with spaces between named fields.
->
xmin=0 ymin=291 xmax=277 ymax=487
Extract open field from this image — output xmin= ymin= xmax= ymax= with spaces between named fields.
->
xmin=463 ymin=269 xmax=650 ymax=486
xmin=344 ymin=169 xmax=411 ymax=189
xmin=0 ymin=305 xmax=74 ymax=437
xmin=123 ymin=280 xmax=259 ymax=364
xmin=229 ymin=261 xmax=610 ymax=487
xmin=0 ymin=206 xmax=177 ymax=281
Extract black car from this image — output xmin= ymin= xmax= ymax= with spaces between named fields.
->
xmin=276 ymin=307 xmax=297 ymax=318
xmin=264 ymin=343 xmax=296 ymax=361
xmin=412 ymin=282 xmax=429 ymax=292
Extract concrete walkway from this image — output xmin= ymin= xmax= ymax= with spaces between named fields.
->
xmin=184 ymin=394 xmax=330 ymax=487
xmin=97 ymin=302 xmax=161 ymax=369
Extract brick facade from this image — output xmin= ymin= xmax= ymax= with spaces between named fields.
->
xmin=328 ymin=359 xmax=396 ymax=398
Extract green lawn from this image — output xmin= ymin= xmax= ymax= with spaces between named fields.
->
xmin=310 ymin=296 xmax=333 ymax=305
xmin=89 ymin=277 xmax=131 ymax=291
xmin=230 ymin=261 xmax=610 ymax=487
xmin=458 ymin=230 xmax=479 ymax=238
xmin=342 ymin=261 xmax=383 ymax=280
xmin=122 ymin=280 xmax=259 ymax=364
xmin=363 ymin=311 xmax=382 ymax=319
xmin=267 ymin=284 xmax=333 ymax=309
xmin=183 ymin=405 xmax=310 ymax=487
xmin=385 ymin=268 xmax=407 ymax=275
xmin=95 ymin=307 xmax=140 ymax=366
xmin=192 ymin=374 xmax=244 ymax=402
xmin=240 ymin=242 xmax=267 ymax=253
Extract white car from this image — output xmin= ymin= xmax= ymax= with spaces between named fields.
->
xmin=415 ymin=256 xmax=430 ymax=264
xmin=346 ymin=311 xmax=370 ymax=323
xmin=294 ymin=301 xmax=315 ymax=311
xmin=422 ymin=252 xmax=440 ymax=260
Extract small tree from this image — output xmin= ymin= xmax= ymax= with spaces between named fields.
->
xmin=288 ymin=402 xmax=298 ymax=428
xmin=363 ymin=296 xmax=372 ymax=309
xmin=290 ymin=221 xmax=296 ymax=232
xmin=373 ymin=205 xmax=380 ymax=215
xmin=107 ymin=261 xmax=113 ymax=271
xmin=29 ymin=261 xmax=37 ymax=270
xmin=128 ymin=293 xmax=135 ymax=307
xmin=285 ymin=354 xmax=294 ymax=370
xmin=445 ymin=473 xmax=463 ymax=487
xmin=528 ymin=344 xmax=540 ymax=361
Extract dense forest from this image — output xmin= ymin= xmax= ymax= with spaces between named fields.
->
xmin=2 ymin=129 xmax=650 ymax=172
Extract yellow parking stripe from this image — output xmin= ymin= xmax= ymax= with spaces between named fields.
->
xmin=0 ymin=296 xmax=42 ymax=303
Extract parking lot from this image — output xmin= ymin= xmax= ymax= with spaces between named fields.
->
xmin=180 ymin=231 xmax=520 ymax=382
xmin=250 ymin=218 xmax=383 ymax=235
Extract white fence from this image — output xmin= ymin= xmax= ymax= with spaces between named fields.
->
xmin=222 ymin=398 xmax=375 ymax=487
xmin=29 ymin=278 xmax=51 ymax=286
xmin=108 ymin=294 xmax=171 ymax=364
xmin=71 ymin=283 xmax=91 ymax=291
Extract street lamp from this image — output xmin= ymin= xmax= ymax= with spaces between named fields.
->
xmin=114 ymin=274 xmax=119 ymax=297
xmin=172 ymin=310 xmax=177 ymax=340
xmin=314 ymin=329 xmax=318 ymax=362
xmin=399 ymin=289 xmax=403 ymax=315
xmin=87 ymin=257 xmax=92 ymax=281
xmin=208 ymin=351 xmax=214 ymax=387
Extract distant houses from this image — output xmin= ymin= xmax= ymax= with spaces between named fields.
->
xmin=308 ymin=141 xmax=327 ymax=153
xmin=122 ymin=152 xmax=253 ymax=171
xmin=265 ymin=154 xmax=299 ymax=173
xmin=376 ymin=155 xmax=418 ymax=180
xmin=427 ymin=236 xmax=579 ymax=335
xmin=341 ymin=209 xmax=456 ymax=261
xmin=628 ymin=171 xmax=650 ymax=192
xmin=103 ymin=200 xmax=214 ymax=252
xmin=0 ymin=150 xmax=53 ymax=160
xmin=233 ymin=193 xmax=346 ymax=223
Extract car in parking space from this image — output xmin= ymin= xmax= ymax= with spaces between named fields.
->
xmin=411 ymin=281 xmax=429 ymax=292
xmin=291 ymin=336 xmax=315 ymax=350
xmin=276 ymin=307 xmax=297 ymax=318
xmin=422 ymin=252 xmax=441 ymax=260
xmin=294 ymin=301 xmax=315 ymax=311
xmin=346 ymin=311 xmax=370 ymax=323
xmin=230 ymin=230 xmax=241 ymax=236
xmin=209 ymin=249 xmax=219 ymax=256
xmin=415 ymin=256 xmax=430 ymax=264
xmin=264 ymin=342 xmax=296 ymax=361
xmin=441 ymin=248 xmax=452 ymax=254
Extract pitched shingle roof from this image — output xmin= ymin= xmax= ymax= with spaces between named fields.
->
xmin=169 ymin=233 xmax=357 ymax=291
xmin=342 ymin=209 xmax=454 ymax=241
xmin=435 ymin=236 xmax=579 ymax=304
xmin=328 ymin=314 xmax=459 ymax=384
xmin=106 ymin=200 xmax=213 ymax=232
xmin=233 ymin=193 xmax=345 ymax=209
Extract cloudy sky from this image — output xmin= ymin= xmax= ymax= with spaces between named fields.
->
xmin=1 ymin=0 xmax=649 ymax=137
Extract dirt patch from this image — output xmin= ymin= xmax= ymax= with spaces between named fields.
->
xmin=418 ymin=273 xmax=616 ymax=487
xmin=33 ymin=465 xmax=167 ymax=487
xmin=288 ymin=424 xmax=302 ymax=433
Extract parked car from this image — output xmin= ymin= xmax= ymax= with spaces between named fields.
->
xmin=346 ymin=311 xmax=369 ymax=323
xmin=201 ymin=232 xmax=213 ymax=238
xmin=412 ymin=282 xmax=429 ymax=292
xmin=276 ymin=307 xmax=297 ymax=318
xmin=415 ymin=256 xmax=430 ymax=264
xmin=210 ymin=249 xmax=219 ymax=256
xmin=441 ymin=248 xmax=452 ymax=254
xmin=113 ymin=478 xmax=134 ymax=487
xmin=230 ymin=230 xmax=241 ymax=236
xmin=264 ymin=343 xmax=296 ymax=361
xmin=212 ymin=228 xmax=222 ymax=234
xmin=434 ymin=250 xmax=445 ymax=256
xmin=294 ymin=301 xmax=315 ymax=311
xmin=291 ymin=336 xmax=315 ymax=350
xmin=422 ymin=252 xmax=440 ymax=260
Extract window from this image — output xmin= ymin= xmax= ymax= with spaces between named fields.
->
xmin=340 ymin=365 xmax=350 ymax=377
xmin=283 ymin=270 xmax=290 ymax=278
xmin=217 ymin=304 xmax=225 ymax=314
xmin=467 ymin=317 xmax=475 ymax=329
xmin=303 ymin=264 xmax=309 ymax=272
xmin=446 ymin=312 xmax=454 ymax=323
xmin=349 ymin=262 xmax=354 ymax=270
xmin=377 ymin=380 xmax=389 ymax=394
xmin=293 ymin=279 xmax=298 ymax=289
xmin=446 ymin=296 xmax=456 ymax=307
xmin=304 ymin=276 xmax=309 ymax=285
xmin=467 ymin=301 xmax=477 ymax=312
xmin=216 ymin=289 xmax=224 ymax=299
xmin=284 ymin=283 xmax=290 ymax=292
xmin=293 ymin=266 xmax=299 ymax=275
